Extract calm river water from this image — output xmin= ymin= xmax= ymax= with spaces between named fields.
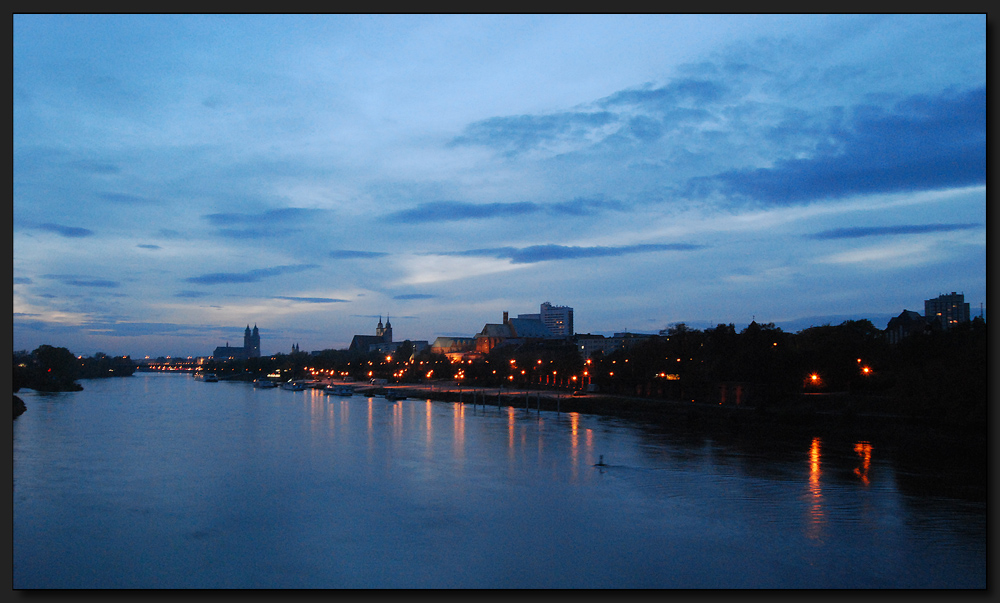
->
xmin=13 ymin=373 xmax=985 ymax=589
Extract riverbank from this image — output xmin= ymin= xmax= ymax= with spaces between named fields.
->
xmin=367 ymin=383 xmax=987 ymax=466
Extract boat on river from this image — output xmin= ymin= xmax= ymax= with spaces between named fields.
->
xmin=281 ymin=380 xmax=309 ymax=391
xmin=195 ymin=373 xmax=219 ymax=382
xmin=325 ymin=384 xmax=354 ymax=397
xmin=253 ymin=378 xmax=277 ymax=388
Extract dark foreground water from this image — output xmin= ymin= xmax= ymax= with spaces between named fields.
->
xmin=14 ymin=373 xmax=986 ymax=588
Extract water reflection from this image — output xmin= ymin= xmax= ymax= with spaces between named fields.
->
xmin=854 ymin=441 xmax=872 ymax=486
xmin=452 ymin=403 xmax=465 ymax=460
xmin=807 ymin=437 xmax=825 ymax=543
xmin=507 ymin=407 xmax=516 ymax=457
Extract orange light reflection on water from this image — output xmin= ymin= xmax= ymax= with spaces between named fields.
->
xmin=425 ymin=401 xmax=433 ymax=451
xmin=507 ymin=407 xmax=516 ymax=457
xmin=854 ymin=441 xmax=872 ymax=486
xmin=807 ymin=437 xmax=825 ymax=543
xmin=453 ymin=402 xmax=465 ymax=459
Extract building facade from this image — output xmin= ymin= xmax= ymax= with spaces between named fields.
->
xmin=348 ymin=316 xmax=393 ymax=354
xmin=924 ymin=292 xmax=970 ymax=331
xmin=212 ymin=324 xmax=261 ymax=360
xmin=540 ymin=302 xmax=574 ymax=337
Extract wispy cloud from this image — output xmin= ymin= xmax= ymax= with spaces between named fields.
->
xmin=98 ymin=192 xmax=157 ymax=204
xmin=137 ymin=244 xmax=161 ymax=249
xmin=70 ymin=160 xmax=120 ymax=174
xmin=37 ymin=223 xmax=94 ymax=238
xmin=443 ymin=243 xmax=704 ymax=264
xmin=184 ymin=264 xmax=319 ymax=285
xmin=451 ymin=111 xmax=617 ymax=156
xmin=42 ymin=274 xmax=120 ymax=288
xmin=598 ymin=78 xmax=728 ymax=109
xmin=329 ymin=249 xmax=390 ymax=259
xmin=203 ymin=207 xmax=328 ymax=226
xmin=806 ymin=223 xmax=982 ymax=240
xmin=273 ymin=296 xmax=350 ymax=303
xmin=393 ymin=293 xmax=436 ymax=300
xmin=386 ymin=198 xmax=626 ymax=223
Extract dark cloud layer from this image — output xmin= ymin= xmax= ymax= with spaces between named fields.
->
xmin=386 ymin=198 xmax=625 ymax=223
xmin=204 ymin=207 xmax=328 ymax=226
xmin=444 ymin=243 xmax=703 ymax=264
xmin=599 ymin=78 xmax=728 ymax=109
xmin=43 ymin=274 xmax=119 ymax=288
xmin=37 ymin=223 xmax=94 ymax=238
xmin=806 ymin=223 xmax=982 ymax=240
xmin=393 ymin=293 xmax=436 ymax=300
xmin=705 ymin=87 xmax=985 ymax=204
xmin=185 ymin=264 xmax=319 ymax=285
xmin=329 ymin=249 xmax=390 ymax=259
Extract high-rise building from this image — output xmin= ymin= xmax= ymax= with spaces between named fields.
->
xmin=924 ymin=292 xmax=970 ymax=331
xmin=540 ymin=302 xmax=574 ymax=337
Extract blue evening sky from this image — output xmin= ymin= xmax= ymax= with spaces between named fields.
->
xmin=13 ymin=14 xmax=985 ymax=358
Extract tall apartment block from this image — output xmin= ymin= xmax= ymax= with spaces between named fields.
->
xmin=924 ymin=292 xmax=970 ymax=331
xmin=540 ymin=301 xmax=574 ymax=337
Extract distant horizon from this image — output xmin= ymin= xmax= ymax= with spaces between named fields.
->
xmin=17 ymin=307 xmax=988 ymax=361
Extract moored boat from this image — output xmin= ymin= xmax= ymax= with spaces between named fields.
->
xmin=195 ymin=372 xmax=219 ymax=382
xmin=253 ymin=378 xmax=277 ymax=388
xmin=281 ymin=380 xmax=308 ymax=391
xmin=324 ymin=384 xmax=354 ymax=397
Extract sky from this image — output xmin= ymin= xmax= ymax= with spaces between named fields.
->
xmin=13 ymin=14 xmax=986 ymax=359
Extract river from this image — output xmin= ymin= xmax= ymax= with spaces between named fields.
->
xmin=13 ymin=373 xmax=986 ymax=588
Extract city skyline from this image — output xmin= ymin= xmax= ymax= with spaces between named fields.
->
xmin=14 ymin=15 xmax=985 ymax=358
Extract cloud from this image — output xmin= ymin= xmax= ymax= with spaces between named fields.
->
xmin=36 ymin=223 xmax=94 ymax=238
xmin=70 ymin=160 xmax=120 ymax=174
xmin=216 ymin=227 xmax=296 ymax=240
xmin=83 ymin=321 xmax=193 ymax=337
xmin=273 ymin=296 xmax=350 ymax=303
xmin=14 ymin=277 xmax=32 ymax=285
xmin=444 ymin=243 xmax=704 ymax=264
xmin=806 ymin=223 xmax=982 ymax=240
xmin=184 ymin=264 xmax=319 ymax=285
xmin=701 ymin=87 xmax=985 ymax=204
xmin=386 ymin=198 xmax=626 ymax=223
xmin=98 ymin=192 xmax=157 ymax=204
xmin=137 ymin=243 xmax=161 ymax=249
xmin=329 ymin=249 xmax=390 ymax=259
xmin=450 ymin=110 xmax=617 ymax=155
xmin=598 ymin=78 xmax=728 ymax=109
xmin=174 ymin=290 xmax=210 ymax=298
xmin=387 ymin=201 xmax=537 ymax=223
xmin=393 ymin=293 xmax=436 ymax=300
xmin=203 ymin=207 xmax=328 ymax=226
xmin=42 ymin=274 xmax=120 ymax=288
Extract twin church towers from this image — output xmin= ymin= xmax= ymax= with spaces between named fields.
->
xmin=212 ymin=324 xmax=261 ymax=360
